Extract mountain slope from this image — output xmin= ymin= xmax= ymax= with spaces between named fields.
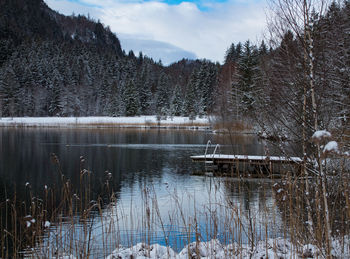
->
xmin=0 ymin=0 xmax=218 ymax=117
xmin=0 ymin=0 xmax=123 ymax=66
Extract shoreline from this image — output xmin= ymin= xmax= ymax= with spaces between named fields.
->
xmin=36 ymin=237 xmax=350 ymax=258
xmin=0 ymin=116 xmax=211 ymax=129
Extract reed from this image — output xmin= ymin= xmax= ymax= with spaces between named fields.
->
xmin=0 ymin=155 xmax=349 ymax=258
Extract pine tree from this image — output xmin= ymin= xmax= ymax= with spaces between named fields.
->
xmin=0 ymin=66 xmax=20 ymax=116
xmin=155 ymin=72 xmax=170 ymax=116
xmin=124 ymin=79 xmax=139 ymax=116
xmin=47 ymin=70 xmax=63 ymax=116
xmin=0 ymin=39 xmax=14 ymax=67
xmin=184 ymin=70 xmax=197 ymax=116
xmin=236 ymin=40 xmax=259 ymax=114
xmin=199 ymin=61 xmax=217 ymax=114
xmin=235 ymin=42 xmax=242 ymax=61
xmin=224 ymin=43 xmax=236 ymax=63
xmin=170 ymin=84 xmax=183 ymax=116
xmin=137 ymin=62 xmax=152 ymax=115
xmin=258 ymin=40 xmax=268 ymax=57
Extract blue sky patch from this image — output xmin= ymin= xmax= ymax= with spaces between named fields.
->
xmin=69 ymin=0 xmax=230 ymax=11
xmin=145 ymin=0 xmax=229 ymax=11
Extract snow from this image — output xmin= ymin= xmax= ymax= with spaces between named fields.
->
xmin=0 ymin=116 xmax=210 ymax=128
xmin=178 ymin=239 xmax=224 ymax=258
xmin=104 ymin=237 xmax=350 ymax=258
xmin=312 ymin=130 xmax=331 ymax=140
xmin=191 ymin=154 xmax=303 ymax=163
xmin=323 ymin=141 xmax=339 ymax=153
xmin=44 ymin=221 xmax=51 ymax=228
xmin=24 ymin=215 xmax=35 ymax=228
xmin=106 ymin=243 xmax=177 ymax=259
xmin=60 ymin=255 xmax=76 ymax=259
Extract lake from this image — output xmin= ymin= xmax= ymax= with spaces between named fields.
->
xmin=0 ymin=128 xmax=285 ymax=257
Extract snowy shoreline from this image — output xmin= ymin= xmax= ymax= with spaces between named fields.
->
xmin=54 ymin=237 xmax=350 ymax=258
xmin=108 ymin=238 xmax=349 ymax=259
xmin=0 ymin=116 xmax=210 ymax=129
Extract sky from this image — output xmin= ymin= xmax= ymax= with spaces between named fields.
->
xmin=44 ymin=0 xmax=268 ymax=65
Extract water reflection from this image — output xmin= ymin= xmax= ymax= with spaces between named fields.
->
xmin=0 ymin=128 xmax=284 ymax=257
xmin=0 ymin=128 xmax=274 ymax=196
xmin=37 ymin=175 xmax=283 ymax=257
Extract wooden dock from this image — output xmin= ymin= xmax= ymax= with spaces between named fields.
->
xmin=191 ymin=154 xmax=302 ymax=176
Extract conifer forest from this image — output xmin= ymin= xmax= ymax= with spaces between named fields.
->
xmin=0 ymin=0 xmax=349 ymax=134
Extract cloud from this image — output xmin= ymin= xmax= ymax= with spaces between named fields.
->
xmin=44 ymin=0 xmax=267 ymax=64
xmin=119 ymin=34 xmax=197 ymax=65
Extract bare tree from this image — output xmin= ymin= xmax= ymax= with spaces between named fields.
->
xmin=265 ymin=0 xmax=335 ymax=256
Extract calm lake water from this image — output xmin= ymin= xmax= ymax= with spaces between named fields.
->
xmin=0 ymin=128 xmax=285 ymax=257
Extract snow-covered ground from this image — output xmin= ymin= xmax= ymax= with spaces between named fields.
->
xmin=58 ymin=237 xmax=349 ymax=258
xmin=105 ymin=238 xmax=350 ymax=259
xmin=0 ymin=116 xmax=210 ymax=128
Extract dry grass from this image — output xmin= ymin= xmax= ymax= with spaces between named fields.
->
xmin=0 ymin=155 xmax=349 ymax=258
xmin=211 ymin=120 xmax=253 ymax=133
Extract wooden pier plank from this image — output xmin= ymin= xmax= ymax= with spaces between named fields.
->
xmin=191 ymin=154 xmax=302 ymax=163
xmin=191 ymin=154 xmax=302 ymax=175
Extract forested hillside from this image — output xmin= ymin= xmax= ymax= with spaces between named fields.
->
xmin=0 ymin=0 xmax=349 ymax=134
xmin=0 ymin=0 xmax=218 ymax=117
xmin=217 ymin=0 xmax=349 ymax=142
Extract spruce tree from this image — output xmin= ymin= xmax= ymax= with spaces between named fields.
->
xmin=137 ymin=63 xmax=152 ymax=115
xmin=236 ymin=40 xmax=259 ymax=114
xmin=184 ymin=70 xmax=197 ymax=116
xmin=170 ymin=84 xmax=183 ymax=116
xmin=0 ymin=66 xmax=20 ymax=116
xmin=124 ymin=79 xmax=139 ymax=116
xmin=47 ymin=71 xmax=63 ymax=116
xmin=155 ymin=72 xmax=170 ymax=116
xmin=225 ymin=43 xmax=236 ymax=63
